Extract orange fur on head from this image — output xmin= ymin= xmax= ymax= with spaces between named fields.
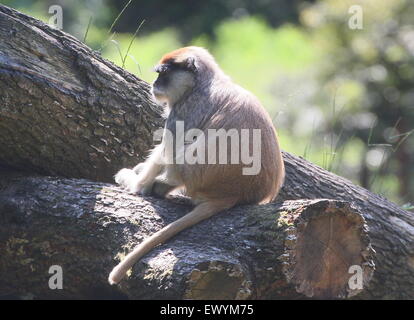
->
xmin=159 ymin=47 xmax=193 ymax=65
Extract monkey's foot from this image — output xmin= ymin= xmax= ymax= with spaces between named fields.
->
xmin=114 ymin=168 xmax=153 ymax=195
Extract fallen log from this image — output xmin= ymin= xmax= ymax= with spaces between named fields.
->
xmin=0 ymin=171 xmax=374 ymax=299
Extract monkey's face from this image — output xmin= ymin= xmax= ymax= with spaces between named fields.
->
xmin=152 ymin=62 xmax=196 ymax=108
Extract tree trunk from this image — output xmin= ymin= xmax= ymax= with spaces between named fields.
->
xmin=0 ymin=4 xmax=163 ymax=182
xmin=0 ymin=4 xmax=413 ymax=299
xmin=0 ymin=170 xmax=374 ymax=299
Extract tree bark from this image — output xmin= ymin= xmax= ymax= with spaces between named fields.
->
xmin=0 ymin=170 xmax=374 ymax=299
xmin=0 ymin=4 xmax=413 ymax=299
xmin=0 ymin=4 xmax=163 ymax=182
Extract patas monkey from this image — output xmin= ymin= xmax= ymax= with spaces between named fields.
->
xmin=108 ymin=46 xmax=285 ymax=285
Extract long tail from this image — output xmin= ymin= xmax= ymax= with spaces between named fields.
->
xmin=108 ymin=198 xmax=236 ymax=285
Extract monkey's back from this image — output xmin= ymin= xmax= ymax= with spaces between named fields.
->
xmin=180 ymin=83 xmax=285 ymax=205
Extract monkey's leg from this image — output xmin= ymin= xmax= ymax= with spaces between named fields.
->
xmin=151 ymin=165 xmax=184 ymax=198
xmin=108 ymin=198 xmax=237 ymax=285
xmin=134 ymin=167 xmax=183 ymax=198
xmin=125 ymin=162 xmax=182 ymax=198
xmin=151 ymin=180 xmax=178 ymax=198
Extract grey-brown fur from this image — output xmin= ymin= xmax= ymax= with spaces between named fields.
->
xmin=108 ymin=47 xmax=285 ymax=284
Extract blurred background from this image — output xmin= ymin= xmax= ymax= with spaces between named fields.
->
xmin=2 ymin=0 xmax=413 ymax=210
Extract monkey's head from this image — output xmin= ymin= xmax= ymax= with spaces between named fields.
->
xmin=151 ymin=46 xmax=220 ymax=108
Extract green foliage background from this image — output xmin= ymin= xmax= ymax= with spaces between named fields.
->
xmin=3 ymin=0 xmax=413 ymax=210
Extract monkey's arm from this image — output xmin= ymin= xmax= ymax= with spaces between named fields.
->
xmin=115 ymin=144 xmax=165 ymax=194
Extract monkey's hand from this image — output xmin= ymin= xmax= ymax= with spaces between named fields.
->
xmin=114 ymin=168 xmax=153 ymax=195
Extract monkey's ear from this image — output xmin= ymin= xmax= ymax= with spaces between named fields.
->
xmin=184 ymin=56 xmax=198 ymax=72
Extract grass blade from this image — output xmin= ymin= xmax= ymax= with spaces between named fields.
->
xmin=108 ymin=0 xmax=133 ymax=34
xmin=122 ymin=19 xmax=145 ymax=68
xmin=83 ymin=16 xmax=93 ymax=43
